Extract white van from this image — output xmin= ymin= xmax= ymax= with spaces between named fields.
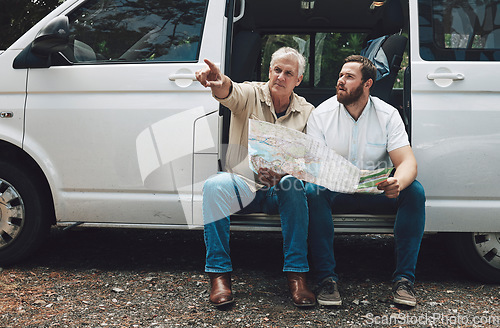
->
xmin=0 ymin=0 xmax=499 ymax=282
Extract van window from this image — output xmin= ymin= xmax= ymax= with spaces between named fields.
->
xmin=61 ymin=0 xmax=208 ymax=64
xmin=259 ymin=33 xmax=367 ymax=89
xmin=419 ymin=0 xmax=500 ymax=61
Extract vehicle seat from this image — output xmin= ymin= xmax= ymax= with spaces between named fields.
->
xmin=361 ymin=0 xmax=407 ymax=103
xmin=362 ymin=33 xmax=407 ymax=103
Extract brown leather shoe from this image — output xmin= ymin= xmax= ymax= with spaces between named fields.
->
xmin=208 ymin=273 xmax=234 ymax=307
xmin=287 ymin=272 xmax=316 ymax=307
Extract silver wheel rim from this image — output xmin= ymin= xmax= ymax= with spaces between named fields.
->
xmin=472 ymin=232 xmax=500 ymax=270
xmin=0 ymin=179 xmax=25 ymax=249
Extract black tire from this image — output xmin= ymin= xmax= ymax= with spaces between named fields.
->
xmin=0 ymin=160 xmax=51 ymax=266
xmin=447 ymin=232 xmax=500 ymax=284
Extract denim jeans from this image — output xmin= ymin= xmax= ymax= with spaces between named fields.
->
xmin=203 ymin=172 xmax=309 ymax=273
xmin=306 ymin=180 xmax=426 ymax=283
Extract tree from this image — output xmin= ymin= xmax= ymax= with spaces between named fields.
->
xmin=0 ymin=0 xmax=65 ymax=49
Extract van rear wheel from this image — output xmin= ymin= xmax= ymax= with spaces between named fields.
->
xmin=0 ymin=160 xmax=50 ymax=266
xmin=449 ymin=232 xmax=500 ymax=283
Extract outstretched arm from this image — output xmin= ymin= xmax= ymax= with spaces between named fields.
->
xmin=195 ymin=59 xmax=232 ymax=99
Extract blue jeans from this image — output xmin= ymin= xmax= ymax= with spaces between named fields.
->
xmin=306 ymin=180 xmax=426 ymax=284
xmin=203 ymin=172 xmax=309 ymax=273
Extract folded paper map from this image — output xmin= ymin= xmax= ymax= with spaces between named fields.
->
xmin=248 ymin=119 xmax=393 ymax=194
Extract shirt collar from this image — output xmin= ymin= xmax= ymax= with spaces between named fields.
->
xmin=340 ymin=97 xmax=373 ymax=122
xmin=358 ymin=97 xmax=373 ymax=120
xmin=262 ymin=81 xmax=302 ymax=113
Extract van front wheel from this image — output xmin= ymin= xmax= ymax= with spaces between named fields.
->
xmin=449 ymin=232 xmax=500 ymax=283
xmin=0 ymin=160 xmax=50 ymax=265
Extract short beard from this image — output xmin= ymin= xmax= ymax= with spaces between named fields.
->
xmin=336 ymin=83 xmax=364 ymax=106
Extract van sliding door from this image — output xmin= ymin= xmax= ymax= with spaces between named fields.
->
xmin=411 ymin=0 xmax=500 ymax=232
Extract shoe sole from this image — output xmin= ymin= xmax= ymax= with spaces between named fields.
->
xmin=211 ymin=299 xmax=235 ymax=307
xmin=393 ymin=297 xmax=416 ymax=307
xmin=293 ymin=301 xmax=316 ymax=307
xmin=317 ymin=299 xmax=342 ymax=306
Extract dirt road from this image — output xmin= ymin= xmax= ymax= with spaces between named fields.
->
xmin=0 ymin=228 xmax=499 ymax=327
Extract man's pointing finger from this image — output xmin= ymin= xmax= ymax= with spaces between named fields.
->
xmin=204 ymin=59 xmax=219 ymax=72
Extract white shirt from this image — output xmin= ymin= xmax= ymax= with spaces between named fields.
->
xmin=307 ymin=95 xmax=409 ymax=170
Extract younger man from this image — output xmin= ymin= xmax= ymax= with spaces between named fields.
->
xmin=306 ymin=55 xmax=425 ymax=307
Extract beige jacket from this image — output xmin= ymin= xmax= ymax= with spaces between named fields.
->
xmin=216 ymin=81 xmax=314 ymax=191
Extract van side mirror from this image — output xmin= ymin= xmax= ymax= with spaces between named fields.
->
xmin=31 ymin=16 xmax=70 ymax=56
xmin=13 ymin=16 xmax=70 ymax=69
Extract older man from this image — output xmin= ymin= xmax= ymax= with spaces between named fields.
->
xmin=196 ymin=47 xmax=315 ymax=307
xmin=306 ymin=55 xmax=425 ymax=307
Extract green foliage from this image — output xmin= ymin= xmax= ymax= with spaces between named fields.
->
xmin=394 ymin=32 xmax=409 ymax=89
xmin=0 ymin=0 xmax=66 ymax=49
xmin=394 ymin=52 xmax=408 ymax=89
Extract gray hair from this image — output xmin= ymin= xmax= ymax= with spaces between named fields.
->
xmin=270 ymin=47 xmax=306 ymax=77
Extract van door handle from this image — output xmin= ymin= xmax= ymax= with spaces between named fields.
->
xmin=168 ymin=73 xmax=197 ymax=81
xmin=427 ymin=72 xmax=465 ymax=80
xmin=169 ymin=72 xmax=198 ymax=88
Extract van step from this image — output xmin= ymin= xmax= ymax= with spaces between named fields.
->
xmin=230 ymin=213 xmax=396 ymax=233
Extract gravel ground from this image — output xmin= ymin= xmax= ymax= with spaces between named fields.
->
xmin=0 ymin=228 xmax=499 ymax=328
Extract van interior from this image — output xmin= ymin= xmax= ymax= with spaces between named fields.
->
xmin=221 ymin=0 xmax=410 ymax=228
xmin=223 ymin=0 xmax=411 ymax=146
